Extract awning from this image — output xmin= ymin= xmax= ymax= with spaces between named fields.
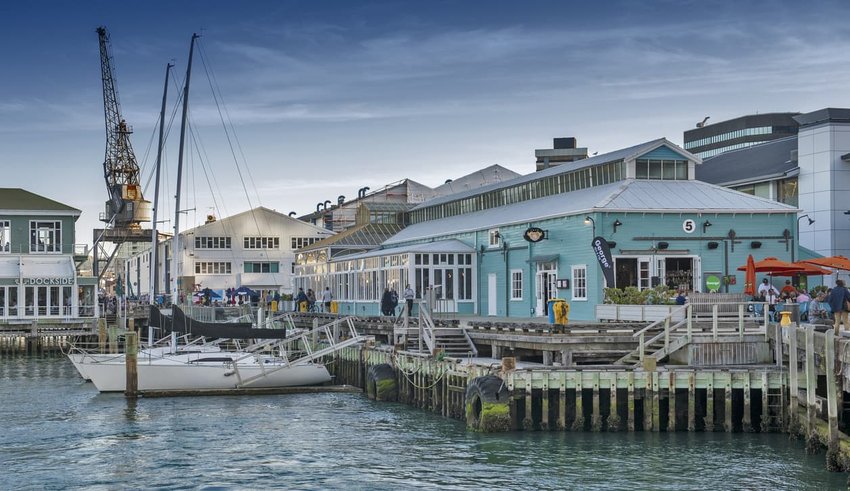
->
xmin=527 ymin=255 xmax=559 ymax=263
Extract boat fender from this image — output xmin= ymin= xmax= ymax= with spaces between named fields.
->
xmin=465 ymin=375 xmax=511 ymax=432
xmin=366 ymin=363 xmax=398 ymax=402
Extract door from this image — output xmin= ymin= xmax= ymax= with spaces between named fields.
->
xmin=535 ymin=261 xmax=558 ymax=316
xmin=487 ymin=273 xmax=497 ymax=316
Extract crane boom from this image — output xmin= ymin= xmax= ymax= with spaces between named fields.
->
xmin=96 ymin=26 xmax=151 ymax=229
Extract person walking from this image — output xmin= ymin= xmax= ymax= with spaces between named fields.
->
xmin=380 ymin=288 xmax=394 ymax=316
xmin=403 ymin=284 xmax=415 ymax=317
xmin=827 ymin=280 xmax=850 ymax=336
xmin=322 ymin=287 xmax=333 ymax=313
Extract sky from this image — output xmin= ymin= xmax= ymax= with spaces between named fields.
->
xmin=2 ymin=0 xmax=850 ymax=247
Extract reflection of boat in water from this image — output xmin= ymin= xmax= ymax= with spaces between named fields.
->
xmin=68 ymin=314 xmax=364 ymax=393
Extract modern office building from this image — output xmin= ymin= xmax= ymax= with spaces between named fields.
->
xmin=684 ymin=113 xmax=800 ymax=159
xmin=535 ymin=137 xmax=589 ymax=171
xmin=294 ymin=138 xmax=798 ymax=321
xmin=696 ymin=108 xmax=850 ymax=271
xmin=0 ymin=188 xmax=98 ymax=322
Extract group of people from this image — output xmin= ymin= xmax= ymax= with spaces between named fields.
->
xmin=290 ymin=283 xmax=418 ymax=317
xmin=294 ymin=287 xmax=334 ymax=312
xmin=755 ymin=278 xmax=850 ymax=336
xmin=382 ymin=284 xmax=416 ymax=317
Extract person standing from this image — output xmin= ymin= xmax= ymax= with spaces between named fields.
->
xmin=380 ymin=288 xmax=394 ymax=316
xmin=403 ymin=284 xmax=415 ymax=317
xmin=322 ymin=287 xmax=333 ymax=313
xmin=827 ymin=280 xmax=850 ymax=336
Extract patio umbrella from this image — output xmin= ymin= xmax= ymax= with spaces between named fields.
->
xmin=200 ymin=287 xmax=221 ymax=298
xmin=235 ymin=286 xmax=256 ymax=296
xmin=743 ymin=254 xmax=756 ymax=296
xmin=800 ymin=255 xmax=850 ymax=271
xmin=772 ymin=262 xmax=832 ymax=276
xmin=736 ymin=257 xmax=804 ymax=274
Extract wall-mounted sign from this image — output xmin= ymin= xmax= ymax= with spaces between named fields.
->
xmin=682 ymin=219 xmax=696 ymax=234
xmin=523 ymin=227 xmax=547 ymax=243
xmin=15 ymin=277 xmax=75 ymax=286
xmin=591 ymin=236 xmax=615 ymax=286
xmin=556 ymin=279 xmax=570 ymax=289
xmin=704 ymin=274 xmax=721 ymax=293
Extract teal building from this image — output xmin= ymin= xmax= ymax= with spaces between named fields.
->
xmin=294 ymin=139 xmax=799 ymax=321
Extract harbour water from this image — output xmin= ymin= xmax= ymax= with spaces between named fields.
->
xmin=1 ymin=356 xmax=845 ymax=490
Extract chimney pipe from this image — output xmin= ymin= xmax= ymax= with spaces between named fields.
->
xmin=324 ymin=200 xmax=332 ymax=210
xmin=316 ymin=203 xmax=322 ymax=212
xmin=338 ymin=195 xmax=345 ymax=205
xmin=288 ymin=212 xmax=296 ymax=217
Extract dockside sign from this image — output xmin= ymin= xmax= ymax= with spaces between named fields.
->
xmin=591 ymin=236 xmax=615 ymax=286
xmin=14 ymin=277 xmax=75 ymax=286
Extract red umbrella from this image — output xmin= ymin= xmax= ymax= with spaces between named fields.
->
xmin=800 ymin=255 xmax=850 ymax=272
xmin=772 ymin=262 xmax=832 ymax=276
xmin=743 ymin=254 xmax=756 ymax=296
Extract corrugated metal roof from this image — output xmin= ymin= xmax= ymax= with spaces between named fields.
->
xmin=334 ymin=239 xmax=475 ymax=260
xmin=385 ymin=179 xmax=795 ymax=245
xmin=0 ymin=188 xmax=81 ymax=214
xmin=412 ymin=138 xmax=695 ymax=210
xmin=300 ymin=222 xmax=404 ymax=251
xmin=695 ymin=136 xmax=797 ymax=186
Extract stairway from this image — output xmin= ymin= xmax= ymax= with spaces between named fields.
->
xmin=615 ymin=317 xmax=689 ymax=366
xmin=404 ymin=328 xmax=477 ymax=357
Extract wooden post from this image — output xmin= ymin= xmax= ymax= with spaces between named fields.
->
xmin=125 ymin=331 xmax=138 ymax=398
xmin=825 ymin=332 xmax=839 ymax=448
xmin=591 ymin=373 xmax=601 ymax=431
xmin=573 ymin=377 xmax=584 ymax=431
xmin=712 ymin=304 xmax=719 ymax=341
xmin=639 ymin=332 xmax=645 ymax=362
xmin=688 ymin=372 xmax=696 ymax=432
xmin=763 ymin=302 xmax=769 ymax=340
xmin=686 ymin=304 xmax=692 ymax=342
xmin=98 ymin=317 xmax=107 ymax=353
xmin=738 ymin=305 xmax=744 ymax=340
xmin=789 ymin=325 xmax=799 ymax=427
xmin=667 ymin=371 xmax=676 ymax=432
xmin=652 ymin=371 xmax=661 ymax=432
xmin=541 ymin=373 xmax=550 ymax=431
xmin=705 ymin=372 xmax=715 ymax=432
xmin=742 ymin=372 xmax=752 ymax=432
xmin=805 ymin=326 xmax=816 ymax=434
xmin=724 ymin=377 xmax=733 ymax=432
xmin=664 ymin=317 xmax=670 ymax=350
xmin=558 ymin=373 xmax=566 ymax=431
xmin=523 ymin=372 xmax=533 ymax=430
xmin=644 ymin=372 xmax=654 ymax=431
xmin=609 ymin=374 xmax=619 ymax=431
xmin=627 ymin=372 xmax=635 ymax=432
xmin=761 ymin=371 xmax=770 ymax=432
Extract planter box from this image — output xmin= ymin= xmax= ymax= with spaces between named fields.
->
xmin=595 ymin=304 xmax=685 ymax=323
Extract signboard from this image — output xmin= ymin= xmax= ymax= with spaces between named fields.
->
xmin=682 ymin=219 xmax=696 ymax=234
xmin=14 ymin=277 xmax=75 ymax=286
xmin=523 ymin=227 xmax=547 ymax=243
xmin=556 ymin=279 xmax=570 ymax=289
xmin=704 ymin=273 xmax=722 ymax=293
xmin=591 ymin=236 xmax=615 ymax=286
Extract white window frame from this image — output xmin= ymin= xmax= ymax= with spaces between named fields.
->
xmin=510 ymin=269 xmax=523 ymax=301
xmin=0 ymin=220 xmax=10 ymax=253
xmin=488 ymin=229 xmax=501 ymax=248
xmin=29 ymin=220 xmax=62 ymax=254
xmin=571 ymin=264 xmax=587 ymax=301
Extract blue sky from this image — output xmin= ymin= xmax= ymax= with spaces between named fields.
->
xmin=2 ymin=1 xmax=849 ymax=246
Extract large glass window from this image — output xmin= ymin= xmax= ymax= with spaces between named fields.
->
xmin=194 ymin=236 xmax=231 ymax=249
xmin=777 ymin=177 xmax=798 ymax=207
xmin=30 ymin=221 xmax=61 ymax=253
xmin=194 ymin=262 xmax=232 ymax=274
xmin=244 ymin=236 xmax=279 ymax=249
xmin=0 ymin=220 xmax=9 ymax=252
xmin=244 ymin=262 xmax=279 ymax=273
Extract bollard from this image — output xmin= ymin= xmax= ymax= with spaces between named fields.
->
xmin=125 ymin=331 xmax=138 ymax=398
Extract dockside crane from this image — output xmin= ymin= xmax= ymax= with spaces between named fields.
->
xmin=92 ymin=26 xmax=153 ymax=285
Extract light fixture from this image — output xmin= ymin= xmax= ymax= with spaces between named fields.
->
xmin=613 ymin=219 xmax=623 ymax=233
xmin=657 ymin=241 xmax=669 ymax=250
xmin=702 ymin=220 xmax=712 ymax=234
xmin=707 ymin=241 xmax=719 ymax=249
xmin=751 ymin=241 xmax=762 ymax=249
xmin=607 ymin=241 xmax=617 ymax=249
xmin=584 ymin=216 xmax=596 ymax=237
xmin=798 ymin=214 xmax=814 ymax=227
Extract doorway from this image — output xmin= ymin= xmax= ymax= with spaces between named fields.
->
xmin=487 ymin=273 xmax=497 ymax=316
xmin=535 ymin=261 xmax=558 ymax=316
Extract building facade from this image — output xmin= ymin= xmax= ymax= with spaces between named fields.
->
xmin=684 ymin=112 xmax=800 ymax=159
xmin=295 ymin=139 xmax=798 ymax=321
xmin=0 ymin=188 xmax=98 ymax=321
xmin=123 ymin=207 xmax=333 ymax=301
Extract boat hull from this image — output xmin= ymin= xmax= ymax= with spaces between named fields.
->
xmin=83 ymin=359 xmax=332 ymax=392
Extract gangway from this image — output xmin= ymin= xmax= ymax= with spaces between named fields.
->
xmin=233 ymin=316 xmax=367 ymax=387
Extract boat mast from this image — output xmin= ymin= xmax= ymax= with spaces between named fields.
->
xmin=150 ymin=62 xmax=173 ymax=306
xmin=172 ymin=33 xmax=199 ymax=306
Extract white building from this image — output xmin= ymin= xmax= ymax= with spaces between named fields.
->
xmin=123 ymin=207 xmax=333 ymax=300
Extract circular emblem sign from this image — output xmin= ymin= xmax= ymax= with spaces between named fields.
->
xmin=682 ymin=219 xmax=696 ymax=234
xmin=523 ymin=227 xmax=546 ymax=243
xmin=705 ymin=275 xmax=721 ymax=293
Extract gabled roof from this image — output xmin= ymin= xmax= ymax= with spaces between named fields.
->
xmin=189 ymin=206 xmax=330 ymax=235
xmin=413 ymin=138 xmax=698 ymax=210
xmin=431 ymin=164 xmax=521 ymax=197
xmin=0 ymin=188 xmax=81 ymax=216
xmin=695 ymin=136 xmax=798 ymax=186
xmin=385 ymin=179 xmax=795 ymax=245
xmin=299 ymin=222 xmax=405 ymax=251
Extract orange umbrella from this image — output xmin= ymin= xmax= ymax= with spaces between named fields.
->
xmin=800 ymin=255 xmax=850 ymax=271
xmin=736 ymin=257 xmax=804 ymax=274
xmin=772 ymin=262 xmax=832 ymax=276
xmin=743 ymin=254 xmax=756 ymax=296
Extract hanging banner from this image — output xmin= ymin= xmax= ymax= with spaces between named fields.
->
xmin=591 ymin=236 xmax=615 ymax=286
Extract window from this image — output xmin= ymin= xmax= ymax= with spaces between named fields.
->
xmin=194 ymin=262 xmax=232 ymax=275
xmin=489 ymin=229 xmax=501 ymax=248
xmin=243 ymin=236 xmax=280 ymax=249
xmin=0 ymin=220 xmax=9 ymax=253
xmin=291 ymin=237 xmax=320 ymax=249
xmin=571 ymin=265 xmax=587 ymax=301
xmin=30 ymin=221 xmax=61 ymax=253
xmin=194 ymin=236 xmax=231 ymax=249
xmin=244 ymin=261 xmax=279 ymax=273
xmin=777 ymin=177 xmax=798 ymax=207
xmin=510 ymin=270 xmax=523 ymax=300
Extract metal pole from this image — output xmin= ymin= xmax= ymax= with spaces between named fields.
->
xmin=150 ymin=62 xmax=172 ymax=310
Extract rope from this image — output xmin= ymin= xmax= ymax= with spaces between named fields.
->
xmin=392 ymin=353 xmax=446 ymax=390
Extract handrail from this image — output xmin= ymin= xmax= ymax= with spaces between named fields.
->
xmin=418 ymin=301 xmax=436 ymax=354
xmin=632 ymin=305 xmax=688 ymax=338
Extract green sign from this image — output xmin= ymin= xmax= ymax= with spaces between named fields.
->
xmin=705 ymin=275 xmax=721 ymax=293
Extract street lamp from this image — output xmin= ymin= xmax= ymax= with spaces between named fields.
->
xmin=584 ymin=216 xmax=596 ymax=237
xmin=793 ymin=214 xmax=815 ymax=262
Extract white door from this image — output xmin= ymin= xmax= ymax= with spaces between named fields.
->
xmin=488 ymin=273 xmax=497 ymax=316
xmin=535 ymin=261 xmax=558 ymax=316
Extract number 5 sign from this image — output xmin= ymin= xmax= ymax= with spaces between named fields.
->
xmin=682 ymin=219 xmax=696 ymax=234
